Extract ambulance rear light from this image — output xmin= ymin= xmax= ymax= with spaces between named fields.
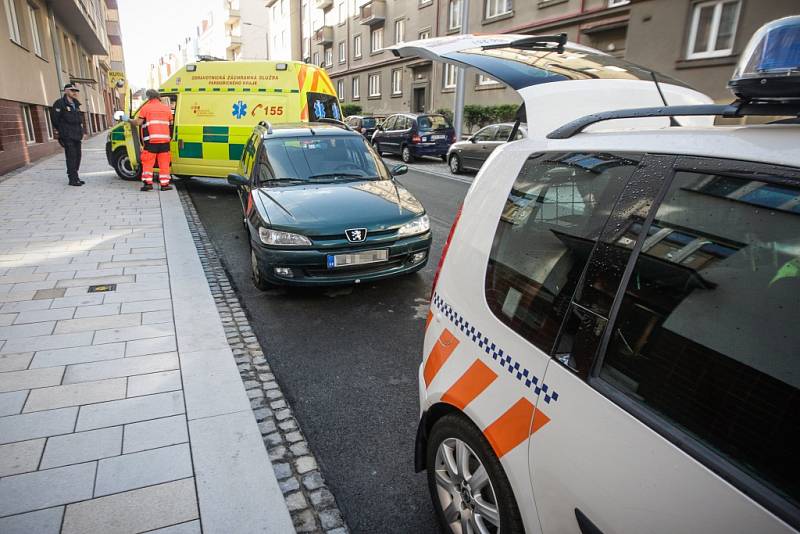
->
xmin=431 ymin=203 xmax=462 ymax=300
xmin=276 ymin=63 xmax=288 ymax=71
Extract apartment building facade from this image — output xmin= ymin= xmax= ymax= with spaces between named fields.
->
xmin=0 ymin=0 xmax=125 ymax=174
xmin=279 ymin=0 xmax=796 ymax=122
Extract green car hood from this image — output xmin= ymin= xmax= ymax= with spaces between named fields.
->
xmin=255 ymin=179 xmax=425 ymax=235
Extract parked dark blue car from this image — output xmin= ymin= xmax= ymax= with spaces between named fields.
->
xmin=370 ymin=113 xmax=455 ymax=163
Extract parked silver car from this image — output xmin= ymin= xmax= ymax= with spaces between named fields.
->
xmin=447 ymin=123 xmax=526 ymax=174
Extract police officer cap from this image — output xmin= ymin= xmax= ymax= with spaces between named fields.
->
xmin=146 ymin=89 xmax=160 ymax=100
xmin=63 ymin=83 xmax=79 ymax=92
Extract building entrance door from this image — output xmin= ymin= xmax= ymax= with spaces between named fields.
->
xmin=413 ymin=87 xmax=426 ymax=113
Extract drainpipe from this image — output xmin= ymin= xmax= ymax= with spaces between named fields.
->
xmin=452 ymin=0 xmax=470 ymax=140
xmin=45 ymin=1 xmax=65 ymax=90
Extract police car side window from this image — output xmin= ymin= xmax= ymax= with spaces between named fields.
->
xmin=600 ymin=165 xmax=800 ymax=508
xmin=484 ymin=153 xmax=637 ymax=355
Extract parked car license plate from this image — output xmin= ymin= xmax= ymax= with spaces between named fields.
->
xmin=431 ymin=134 xmax=446 ymax=140
xmin=327 ymin=249 xmax=388 ymax=269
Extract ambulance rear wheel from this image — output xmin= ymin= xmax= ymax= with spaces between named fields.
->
xmin=426 ymin=413 xmax=524 ymax=534
xmin=112 ymin=148 xmax=139 ymax=181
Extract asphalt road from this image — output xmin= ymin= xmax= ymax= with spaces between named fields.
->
xmin=182 ymin=164 xmax=470 ymax=534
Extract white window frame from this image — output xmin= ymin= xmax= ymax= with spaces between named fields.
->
xmin=686 ymin=0 xmax=741 ymax=60
xmin=391 ymin=69 xmax=402 ymax=95
xmin=370 ymin=27 xmax=383 ymax=52
xmin=4 ymin=0 xmax=21 ymax=44
xmin=478 ymin=74 xmax=499 ymax=86
xmin=313 ymin=51 xmax=320 ymax=66
xmin=352 ymin=76 xmax=360 ymax=99
xmin=21 ymin=104 xmax=35 ymax=144
xmin=338 ymin=41 xmax=346 ymax=63
xmin=353 ymin=34 xmax=362 ymax=58
xmin=368 ymin=73 xmax=380 ymax=97
xmin=443 ymin=63 xmax=458 ymax=89
xmin=27 ymin=3 xmax=42 ymax=56
xmin=44 ymin=106 xmax=53 ymax=139
xmin=419 ymin=29 xmax=430 ymax=40
xmin=324 ymin=47 xmax=333 ymax=66
xmin=337 ymin=79 xmax=345 ymax=101
xmin=607 ymin=0 xmax=630 ymax=6
xmin=395 ymin=19 xmax=405 ymax=44
xmin=485 ymin=0 xmax=512 ymax=19
xmin=448 ymin=0 xmax=461 ymax=31
xmin=338 ymin=1 xmax=345 ymax=24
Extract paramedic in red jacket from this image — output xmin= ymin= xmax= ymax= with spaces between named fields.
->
xmin=129 ymin=89 xmax=173 ymax=191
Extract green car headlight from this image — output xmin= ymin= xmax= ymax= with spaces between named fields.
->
xmin=258 ymin=227 xmax=312 ymax=246
xmin=397 ymin=215 xmax=430 ymax=237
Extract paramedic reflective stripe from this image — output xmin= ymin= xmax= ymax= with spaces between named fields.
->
xmin=143 ymin=133 xmax=171 ymax=141
xmin=144 ymin=120 xmax=171 ymax=126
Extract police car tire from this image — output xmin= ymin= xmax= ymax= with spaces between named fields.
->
xmin=112 ymin=148 xmax=140 ymax=181
xmin=426 ymin=413 xmax=524 ymax=534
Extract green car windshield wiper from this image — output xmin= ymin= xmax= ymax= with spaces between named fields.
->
xmin=261 ymin=178 xmax=307 ymax=186
xmin=308 ymin=173 xmax=376 ymax=182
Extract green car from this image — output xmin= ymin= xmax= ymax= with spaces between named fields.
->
xmin=228 ymin=121 xmax=432 ymax=289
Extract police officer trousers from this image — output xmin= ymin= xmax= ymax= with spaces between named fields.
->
xmin=63 ymin=140 xmax=82 ymax=183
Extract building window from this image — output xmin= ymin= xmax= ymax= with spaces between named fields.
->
xmin=353 ymin=34 xmax=362 ymax=58
xmin=607 ymin=0 xmax=630 ymax=6
xmin=313 ymin=51 xmax=320 ymax=66
xmin=448 ymin=0 xmax=461 ymax=31
xmin=337 ymin=41 xmax=345 ymax=63
xmin=21 ymin=104 xmax=35 ymax=143
xmin=371 ymin=27 xmax=383 ymax=52
xmin=419 ymin=29 xmax=431 ymax=40
xmin=337 ymin=79 xmax=345 ymax=101
xmin=443 ymin=63 xmax=458 ymax=89
xmin=478 ymin=74 xmax=499 ymax=86
xmin=4 ymin=0 xmax=21 ymax=44
xmin=352 ymin=76 xmax=360 ymax=99
xmin=338 ymin=1 xmax=345 ymax=24
xmin=395 ymin=19 xmax=405 ymax=44
xmin=485 ymin=0 xmax=512 ymax=19
xmin=391 ymin=69 xmax=402 ymax=95
xmin=368 ymin=73 xmax=381 ymax=97
xmin=27 ymin=3 xmax=42 ymax=56
xmin=44 ymin=107 xmax=53 ymax=139
xmin=325 ymin=47 xmax=333 ymax=66
xmin=687 ymin=0 xmax=741 ymax=59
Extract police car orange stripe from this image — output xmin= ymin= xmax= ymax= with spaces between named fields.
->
xmin=425 ymin=310 xmax=433 ymax=331
xmin=440 ymin=359 xmax=497 ymax=410
xmin=483 ymin=398 xmax=551 ymax=458
xmin=423 ymin=329 xmax=459 ymax=387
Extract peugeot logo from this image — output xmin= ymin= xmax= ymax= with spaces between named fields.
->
xmin=345 ymin=228 xmax=367 ymax=243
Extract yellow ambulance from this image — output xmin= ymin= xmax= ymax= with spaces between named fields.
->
xmin=106 ymin=60 xmax=340 ymax=180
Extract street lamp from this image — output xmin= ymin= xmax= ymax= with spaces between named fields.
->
xmin=243 ymin=22 xmax=269 ymax=60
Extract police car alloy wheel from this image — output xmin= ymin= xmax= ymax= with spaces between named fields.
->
xmin=427 ymin=414 xmax=524 ymax=534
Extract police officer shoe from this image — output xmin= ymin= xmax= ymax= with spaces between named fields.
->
xmin=68 ymin=181 xmax=82 ymax=186
xmin=140 ymin=184 xmax=153 ymax=192
xmin=78 ymin=180 xmax=85 ymax=185
xmin=160 ymin=185 xmax=173 ymax=191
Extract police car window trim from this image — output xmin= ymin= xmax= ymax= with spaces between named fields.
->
xmin=587 ymin=155 xmax=800 ymax=530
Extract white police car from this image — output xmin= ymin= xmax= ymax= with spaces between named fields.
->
xmin=391 ymin=16 xmax=800 ymax=534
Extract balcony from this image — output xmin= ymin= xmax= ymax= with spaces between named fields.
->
xmin=359 ymin=0 xmax=385 ymax=26
xmin=225 ymin=7 xmax=240 ymax=24
xmin=313 ymin=26 xmax=333 ymax=46
xmin=226 ymin=28 xmax=242 ymax=47
xmin=264 ymin=0 xmax=278 ymax=6
xmin=314 ymin=0 xmax=333 ymax=9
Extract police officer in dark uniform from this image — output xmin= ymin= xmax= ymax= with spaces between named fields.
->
xmin=51 ymin=83 xmax=85 ymax=186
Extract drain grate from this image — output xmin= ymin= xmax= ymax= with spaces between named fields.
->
xmin=87 ymin=284 xmax=117 ymax=293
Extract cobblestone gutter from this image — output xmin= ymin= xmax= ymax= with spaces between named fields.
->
xmin=177 ymin=186 xmax=349 ymax=534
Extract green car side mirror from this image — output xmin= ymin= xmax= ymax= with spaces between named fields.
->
xmin=227 ymin=173 xmax=249 ymax=186
xmin=391 ymin=164 xmax=408 ymax=177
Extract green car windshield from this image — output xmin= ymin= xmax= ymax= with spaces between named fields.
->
xmin=261 ymin=135 xmax=389 ymax=183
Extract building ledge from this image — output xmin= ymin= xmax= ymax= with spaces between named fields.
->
xmin=675 ymin=54 xmax=738 ymax=70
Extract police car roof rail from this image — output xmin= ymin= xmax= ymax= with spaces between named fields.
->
xmin=482 ymin=33 xmax=567 ymax=53
xmin=315 ymin=118 xmax=352 ymax=131
xmin=547 ymin=100 xmax=800 ymax=139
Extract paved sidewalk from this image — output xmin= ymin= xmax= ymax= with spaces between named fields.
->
xmin=0 ymin=137 xmax=294 ymax=533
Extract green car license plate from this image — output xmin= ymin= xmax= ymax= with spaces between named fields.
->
xmin=327 ymin=249 xmax=388 ymax=269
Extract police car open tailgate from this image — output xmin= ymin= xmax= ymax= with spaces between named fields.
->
xmin=389 ymin=35 xmax=714 ymax=137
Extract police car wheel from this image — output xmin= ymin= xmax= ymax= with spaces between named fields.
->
xmin=113 ymin=149 xmax=139 ymax=181
xmin=250 ymin=247 xmax=274 ymax=291
xmin=427 ymin=413 xmax=524 ymax=534
xmin=449 ymin=154 xmax=463 ymax=174
xmin=402 ymin=146 xmax=414 ymax=163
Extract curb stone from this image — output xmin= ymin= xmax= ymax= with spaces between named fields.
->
xmin=177 ymin=185 xmax=350 ymax=534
